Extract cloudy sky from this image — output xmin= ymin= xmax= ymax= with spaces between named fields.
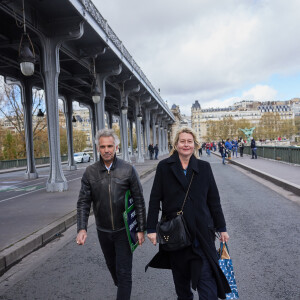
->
xmin=93 ymin=0 xmax=300 ymax=115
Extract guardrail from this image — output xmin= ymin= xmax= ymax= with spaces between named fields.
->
xmin=244 ymin=146 xmax=300 ymax=165
xmin=0 ymin=156 xmax=69 ymax=170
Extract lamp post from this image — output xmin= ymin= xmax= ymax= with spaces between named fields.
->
xmin=37 ymin=108 xmax=44 ymax=118
xmin=91 ymin=57 xmax=101 ymax=103
xmin=18 ymin=0 xmax=35 ymax=76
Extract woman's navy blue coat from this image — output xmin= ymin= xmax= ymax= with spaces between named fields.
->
xmin=146 ymin=152 xmax=231 ymax=299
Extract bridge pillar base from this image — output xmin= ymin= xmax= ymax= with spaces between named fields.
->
xmin=46 ymin=181 xmax=68 ymax=192
xmin=67 ymin=165 xmax=77 ymax=171
xmin=24 ymin=172 xmax=38 ymax=179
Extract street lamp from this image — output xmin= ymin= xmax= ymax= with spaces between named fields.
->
xmin=137 ymin=100 xmax=142 ymax=121
xmin=137 ymin=112 xmax=142 ymax=121
xmin=37 ymin=108 xmax=44 ymax=118
xmin=19 ymin=0 xmax=35 ymax=76
xmin=120 ymin=82 xmax=128 ymax=114
xmin=91 ymin=81 xmax=101 ymax=103
xmin=121 ymin=102 xmax=128 ymax=115
xmin=91 ymin=58 xmax=101 ymax=103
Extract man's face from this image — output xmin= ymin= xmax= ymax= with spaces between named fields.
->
xmin=98 ymin=136 xmax=118 ymax=164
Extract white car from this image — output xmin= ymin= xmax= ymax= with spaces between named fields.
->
xmin=74 ymin=152 xmax=90 ymax=163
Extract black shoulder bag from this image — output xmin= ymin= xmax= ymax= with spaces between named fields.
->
xmin=156 ymin=172 xmax=194 ymax=251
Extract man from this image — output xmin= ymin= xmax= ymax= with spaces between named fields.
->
xmin=148 ymin=143 xmax=154 ymax=160
xmin=232 ymin=138 xmax=238 ymax=158
xmin=225 ymin=138 xmax=233 ymax=159
xmin=250 ymin=136 xmax=257 ymax=159
xmin=76 ymin=129 xmax=146 ymax=300
xmin=154 ymin=144 xmax=159 ymax=159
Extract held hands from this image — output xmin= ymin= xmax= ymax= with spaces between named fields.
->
xmin=219 ymin=232 xmax=230 ymax=243
xmin=76 ymin=229 xmax=87 ymax=245
xmin=147 ymin=233 xmax=157 ymax=246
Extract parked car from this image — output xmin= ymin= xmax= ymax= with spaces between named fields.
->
xmin=74 ymin=152 xmax=90 ymax=163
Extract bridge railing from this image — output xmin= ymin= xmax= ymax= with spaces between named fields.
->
xmin=0 ymin=156 xmax=69 ymax=170
xmin=244 ymin=146 xmax=300 ymax=164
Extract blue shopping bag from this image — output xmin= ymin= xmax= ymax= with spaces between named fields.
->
xmin=218 ymin=242 xmax=239 ymax=299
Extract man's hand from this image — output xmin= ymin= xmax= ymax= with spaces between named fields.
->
xmin=137 ymin=232 xmax=145 ymax=246
xmin=147 ymin=233 xmax=157 ymax=246
xmin=76 ymin=229 xmax=87 ymax=245
xmin=219 ymin=232 xmax=230 ymax=243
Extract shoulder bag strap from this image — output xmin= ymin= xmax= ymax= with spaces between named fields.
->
xmin=177 ymin=172 xmax=194 ymax=215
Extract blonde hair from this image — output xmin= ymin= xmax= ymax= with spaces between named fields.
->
xmin=170 ymin=127 xmax=200 ymax=157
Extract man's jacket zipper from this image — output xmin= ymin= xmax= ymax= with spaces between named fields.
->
xmin=108 ymin=169 xmax=115 ymax=230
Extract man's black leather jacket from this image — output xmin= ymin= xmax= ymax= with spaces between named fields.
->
xmin=77 ymin=156 xmax=146 ymax=232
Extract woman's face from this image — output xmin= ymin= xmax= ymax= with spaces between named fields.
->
xmin=176 ymin=132 xmax=195 ymax=158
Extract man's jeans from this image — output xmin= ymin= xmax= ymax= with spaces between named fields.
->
xmin=97 ymin=229 xmax=133 ymax=300
xmin=252 ymin=148 xmax=257 ymax=159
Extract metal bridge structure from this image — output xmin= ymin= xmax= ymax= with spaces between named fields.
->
xmin=0 ymin=0 xmax=175 ymax=191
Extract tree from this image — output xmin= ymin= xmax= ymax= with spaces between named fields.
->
xmin=73 ymin=129 xmax=87 ymax=152
xmin=60 ymin=127 xmax=68 ymax=155
xmin=2 ymin=131 xmax=18 ymax=160
xmin=33 ymin=129 xmax=49 ymax=157
xmin=256 ymin=112 xmax=296 ymax=140
xmin=0 ymin=80 xmax=47 ymax=159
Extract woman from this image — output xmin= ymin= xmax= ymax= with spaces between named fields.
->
xmin=146 ymin=127 xmax=231 ymax=300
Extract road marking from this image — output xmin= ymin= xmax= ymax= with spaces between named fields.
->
xmin=0 ymin=187 xmax=46 ymax=203
xmin=0 ymin=176 xmax=82 ymax=204
xmin=0 ymin=171 xmax=84 ymax=192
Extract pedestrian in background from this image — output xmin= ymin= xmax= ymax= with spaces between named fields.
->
xmin=251 ymin=137 xmax=257 ymax=159
xmin=76 ymin=129 xmax=146 ymax=300
xmin=232 ymin=138 xmax=238 ymax=158
xmin=219 ymin=142 xmax=226 ymax=165
xmin=148 ymin=144 xmax=154 ymax=160
xmin=206 ymin=142 xmax=211 ymax=156
xmin=198 ymin=146 xmax=202 ymax=156
xmin=239 ymin=138 xmax=244 ymax=157
xmin=146 ymin=127 xmax=231 ymax=300
xmin=225 ymin=138 xmax=232 ymax=159
xmin=154 ymin=144 xmax=159 ymax=160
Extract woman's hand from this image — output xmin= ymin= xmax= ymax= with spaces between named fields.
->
xmin=219 ymin=232 xmax=230 ymax=243
xmin=147 ymin=233 xmax=157 ymax=246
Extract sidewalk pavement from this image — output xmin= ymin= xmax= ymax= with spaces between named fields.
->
xmin=0 ymin=155 xmax=164 ymax=275
xmin=211 ymin=151 xmax=300 ymax=196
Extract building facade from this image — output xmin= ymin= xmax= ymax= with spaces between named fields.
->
xmin=191 ymin=99 xmax=298 ymax=143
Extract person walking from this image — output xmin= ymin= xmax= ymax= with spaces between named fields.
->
xmin=219 ymin=142 xmax=226 ymax=165
xmin=148 ymin=144 xmax=154 ymax=160
xmin=206 ymin=142 xmax=211 ymax=156
xmin=232 ymin=139 xmax=238 ymax=158
xmin=154 ymin=144 xmax=159 ymax=160
xmin=198 ymin=146 xmax=202 ymax=156
xmin=146 ymin=127 xmax=231 ymax=300
xmin=76 ymin=129 xmax=146 ymax=300
xmin=251 ymin=137 xmax=257 ymax=159
xmin=225 ymin=138 xmax=233 ymax=160
xmin=239 ymin=138 xmax=244 ymax=157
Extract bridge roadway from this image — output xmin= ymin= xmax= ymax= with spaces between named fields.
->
xmin=0 ymin=154 xmax=299 ymax=299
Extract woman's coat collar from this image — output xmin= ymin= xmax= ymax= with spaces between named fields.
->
xmin=166 ymin=152 xmax=199 ymax=191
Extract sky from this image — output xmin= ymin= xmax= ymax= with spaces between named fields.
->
xmin=90 ymin=1 xmax=297 ymax=115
